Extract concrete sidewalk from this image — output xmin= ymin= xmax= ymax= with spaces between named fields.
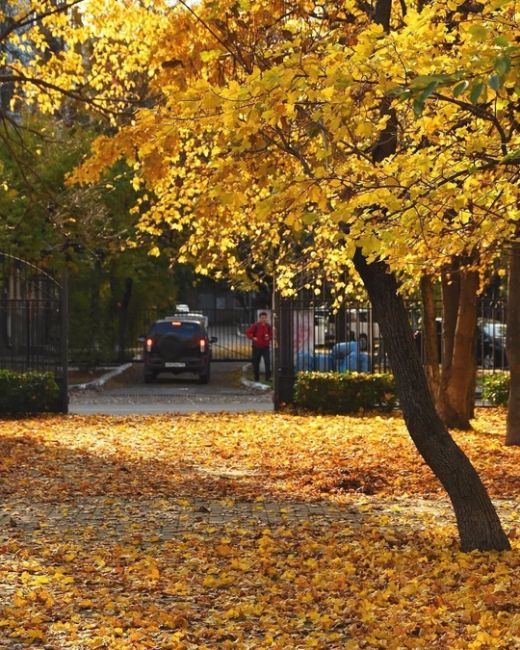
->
xmin=68 ymin=361 xmax=274 ymax=415
xmin=69 ymin=397 xmax=274 ymax=415
xmin=3 ymin=494 xmax=518 ymax=543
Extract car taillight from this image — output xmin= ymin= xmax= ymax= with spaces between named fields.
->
xmin=199 ymin=338 xmax=206 ymax=353
xmin=145 ymin=337 xmax=154 ymax=352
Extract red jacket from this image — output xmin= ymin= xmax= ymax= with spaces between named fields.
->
xmin=246 ymin=321 xmax=272 ymax=349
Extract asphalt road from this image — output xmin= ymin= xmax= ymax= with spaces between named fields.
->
xmin=68 ymin=362 xmax=274 ymax=415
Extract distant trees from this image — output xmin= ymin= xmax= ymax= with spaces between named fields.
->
xmin=0 ymin=112 xmax=183 ymax=364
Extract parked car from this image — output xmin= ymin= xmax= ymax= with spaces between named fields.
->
xmin=414 ymin=318 xmax=507 ymax=369
xmin=141 ymin=314 xmax=216 ymax=383
xmin=477 ymin=318 xmax=507 ymax=369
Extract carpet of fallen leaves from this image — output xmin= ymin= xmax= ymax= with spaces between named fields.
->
xmin=0 ymin=409 xmax=519 ymax=649
xmin=1 ymin=408 xmax=519 ymax=502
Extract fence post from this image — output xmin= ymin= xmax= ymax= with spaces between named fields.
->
xmin=273 ymin=290 xmax=295 ymax=409
xmin=57 ymin=267 xmax=69 ymax=413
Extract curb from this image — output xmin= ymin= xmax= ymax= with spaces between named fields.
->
xmin=240 ymin=363 xmax=272 ymax=392
xmin=69 ymin=363 xmax=133 ymax=392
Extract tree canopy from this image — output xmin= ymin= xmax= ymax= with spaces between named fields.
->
xmin=4 ymin=1 xmax=517 ymax=297
xmin=22 ymin=0 xmax=513 ymax=299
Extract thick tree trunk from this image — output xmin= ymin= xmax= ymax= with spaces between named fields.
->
xmin=360 ymin=0 xmax=508 ymax=549
xmin=441 ymin=267 xmax=459 ymax=364
xmin=445 ymin=269 xmax=478 ymax=428
xmin=438 ymin=265 xmax=478 ymax=429
xmin=506 ymin=241 xmax=520 ymax=445
xmin=354 ymin=250 xmax=510 ymax=551
xmin=420 ymin=275 xmax=440 ymax=403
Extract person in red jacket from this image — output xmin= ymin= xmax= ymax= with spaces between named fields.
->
xmin=245 ymin=311 xmax=272 ymax=382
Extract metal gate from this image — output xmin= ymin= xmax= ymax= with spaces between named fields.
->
xmin=0 ymin=252 xmax=68 ymax=412
xmin=126 ymin=306 xmax=259 ymax=363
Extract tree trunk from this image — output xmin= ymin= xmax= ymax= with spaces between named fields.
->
xmin=438 ymin=264 xmax=478 ymax=429
xmin=441 ymin=266 xmax=459 ymax=364
xmin=506 ymin=241 xmax=520 ymax=445
xmin=353 ymin=249 xmax=510 ymax=551
xmin=420 ymin=275 xmax=440 ymax=403
xmin=359 ymin=0 xmax=508 ymax=549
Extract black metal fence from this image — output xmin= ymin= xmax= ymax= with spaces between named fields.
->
xmin=129 ymin=304 xmax=389 ymax=366
xmin=69 ymin=305 xmax=261 ymax=365
xmin=279 ymin=299 xmax=508 ymax=372
xmin=0 ymin=253 xmax=68 ymax=411
xmin=273 ymin=295 xmax=508 ymax=405
xmin=66 ymin=289 xmax=508 ymax=378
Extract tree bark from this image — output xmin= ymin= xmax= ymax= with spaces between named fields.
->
xmin=438 ymin=264 xmax=478 ymax=429
xmin=420 ymin=275 xmax=440 ymax=404
xmin=506 ymin=240 xmax=520 ymax=445
xmin=354 ymin=250 xmax=510 ymax=551
xmin=441 ymin=266 xmax=459 ymax=364
xmin=374 ymin=0 xmax=392 ymax=28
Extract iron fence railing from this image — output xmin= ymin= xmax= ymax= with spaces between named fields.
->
xmin=0 ymin=253 xmax=68 ymax=411
xmin=67 ymin=294 xmax=509 ymax=376
xmin=69 ymin=306 xmax=261 ymax=365
xmin=0 ymin=299 xmax=62 ymax=370
xmin=283 ymin=300 xmax=508 ymax=377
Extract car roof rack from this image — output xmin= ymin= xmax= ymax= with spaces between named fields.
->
xmin=164 ymin=312 xmax=209 ymax=327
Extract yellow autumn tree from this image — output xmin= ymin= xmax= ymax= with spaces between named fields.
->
xmin=70 ymin=0 xmax=516 ymax=435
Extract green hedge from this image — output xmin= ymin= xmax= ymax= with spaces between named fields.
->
xmin=479 ymin=372 xmax=510 ymax=406
xmin=0 ymin=370 xmax=60 ymax=415
xmin=294 ymin=371 xmax=397 ymax=414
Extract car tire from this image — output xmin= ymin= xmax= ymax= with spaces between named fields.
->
xmin=198 ymin=367 xmax=210 ymax=384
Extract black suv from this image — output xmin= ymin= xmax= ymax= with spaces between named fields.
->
xmin=142 ymin=316 xmax=216 ymax=383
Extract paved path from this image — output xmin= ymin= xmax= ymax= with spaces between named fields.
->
xmin=2 ymin=495 xmax=518 ymax=544
xmin=69 ymin=362 xmax=273 ymax=415
xmin=69 ymin=396 xmax=273 ymax=415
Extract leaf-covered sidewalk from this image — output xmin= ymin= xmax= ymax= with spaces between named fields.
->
xmin=0 ymin=411 xmax=519 ymax=649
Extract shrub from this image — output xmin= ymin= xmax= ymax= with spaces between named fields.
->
xmin=479 ymin=372 xmax=510 ymax=406
xmin=294 ymin=371 xmax=396 ymax=414
xmin=0 ymin=370 xmax=60 ymax=415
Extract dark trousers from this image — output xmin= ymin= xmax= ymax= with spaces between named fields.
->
xmin=252 ymin=346 xmax=271 ymax=381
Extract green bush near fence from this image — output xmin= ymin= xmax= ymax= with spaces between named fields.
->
xmin=294 ymin=371 xmax=397 ymax=414
xmin=0 ymin=370 xmax=59 ymax=415
xmin=479 ymin=372 xmax=510 ymax=406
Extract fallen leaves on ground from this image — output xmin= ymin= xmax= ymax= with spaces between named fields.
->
xmin=2 ymin=520 xmax=520 ymax=649
xmin=0 ymin=409 xmax=518 ymax=501
xmin=0 ymin=409 xmax=518 ymax=648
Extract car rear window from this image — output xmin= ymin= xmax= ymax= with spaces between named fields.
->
xmin=150 ymin=321 xmax=205 ymax=337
